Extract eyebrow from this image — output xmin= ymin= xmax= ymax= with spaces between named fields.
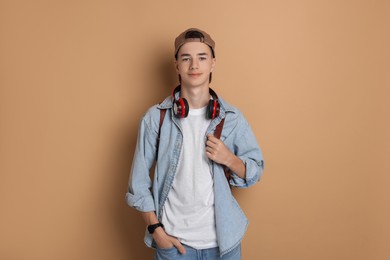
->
xmin=180 ymin=52 xmax=209 ymax=57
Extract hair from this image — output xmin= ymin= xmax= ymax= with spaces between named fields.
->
xmin=175 ymin=30 xmax=215 ymax=83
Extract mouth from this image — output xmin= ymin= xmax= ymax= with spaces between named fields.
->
xmin=188 ymin=73 xmax=202 ymax=78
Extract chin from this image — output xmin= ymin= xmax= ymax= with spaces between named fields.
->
xmin=182 ymin=78 xmax=209 ymax=87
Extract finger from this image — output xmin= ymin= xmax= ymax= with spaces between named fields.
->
xmin=206 ymin=144 xmax=218 ymax=153
xmin=207 ymin=137 xmax=221 ymax=146
xmin=172 ymin=240 xmax=186 ymax=254
xmin=159 ymin=241 xmax=174 ymax=249
xmin=206 ymin=148 xmax=214 ymax=157
xmin=207 ymin=135 xmax=219 ymax=142
xmin=206 ymin=140 xmax=217 ymax=148
xmin=206 ymin=152 xmax=214 ymax=160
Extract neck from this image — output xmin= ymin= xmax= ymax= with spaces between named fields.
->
xmin=180 ymin=85 xmax=210 ymax=109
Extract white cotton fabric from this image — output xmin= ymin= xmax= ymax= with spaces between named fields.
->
xmin=161 ymin=106 xmax=217 ymax=249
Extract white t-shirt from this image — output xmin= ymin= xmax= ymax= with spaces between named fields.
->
xmin=161 ymin=106 xmax=217 ymax=249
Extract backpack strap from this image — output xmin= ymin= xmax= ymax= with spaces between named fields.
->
xmin=156 ymin=109 xmax=167 ymax=160
xmin=213 ymin=118 xmax=224 ymax=139
xmin=213 ymin=118 xmax=231 ymax=183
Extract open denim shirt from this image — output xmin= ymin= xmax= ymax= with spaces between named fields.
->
xmin=126 ymin=93 xmax=264 ymax=256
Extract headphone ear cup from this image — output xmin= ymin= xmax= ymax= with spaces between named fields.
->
xmin=182 ymin=98 xmax=189 ymax=118
xmin=206 ymin=100 xmax=213 ymax=119
xmin=207 ymin=99 xmax=220 ymax=119
xmin=174 ymin=98 xmax=189 ymax=118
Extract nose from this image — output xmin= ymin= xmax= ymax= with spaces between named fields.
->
xmin=190 ymin=59 xmax=199 ymax=70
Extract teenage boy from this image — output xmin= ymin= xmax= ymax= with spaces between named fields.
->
xmin=126 ymin=28 xmax=264 ymax=260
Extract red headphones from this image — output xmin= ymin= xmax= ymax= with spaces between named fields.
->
xmin=172 ymin=85 xmax=220 ymax=119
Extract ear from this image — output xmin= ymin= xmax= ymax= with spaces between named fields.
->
xmin=174 ymin=59 xmax=180 ymax=73
xmin=210 ymin=58 xmax=216 ymax=72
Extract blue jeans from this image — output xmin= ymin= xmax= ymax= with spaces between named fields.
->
xmin=154 ymin=244 xmax=241 ymax=260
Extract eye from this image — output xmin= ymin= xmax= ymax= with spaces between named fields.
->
xmin=199 ymin=57 xmax=207 ymax=61
xmin=182 ymin=57 xmax=190 ymax=62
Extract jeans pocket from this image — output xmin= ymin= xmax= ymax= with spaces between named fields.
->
xmin=155 ymin=246 xmax=179 ymax=260
xmin=157 ymin=245 xmax=176 ymax=251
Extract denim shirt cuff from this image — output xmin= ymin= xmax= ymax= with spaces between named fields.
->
xmin=125 ymin=192 xmax=156 ymax=212
xmin=229 ymin=157 xmax=263 ymax=188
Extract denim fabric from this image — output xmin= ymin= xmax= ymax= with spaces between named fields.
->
xmin=154 ymin=244 xmax=241 ymax=260
xmin=126 ymin=93 xmax=264 ymax=256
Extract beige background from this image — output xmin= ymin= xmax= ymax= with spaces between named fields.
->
xmin=1 ymin=0 xmax=389 ymax=259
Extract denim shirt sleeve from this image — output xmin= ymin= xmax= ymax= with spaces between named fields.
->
xmin=125 ymin=107 xmax=158 ymax=212
xmin=228 ymin=114 xmax=264 ymax=188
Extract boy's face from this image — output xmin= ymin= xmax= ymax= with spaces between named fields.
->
xmin=175 ymin=41 xmax=216 ymax=88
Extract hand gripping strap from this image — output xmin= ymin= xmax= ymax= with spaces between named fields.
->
xmin=213 ymin=118 xmax=231 ymax=183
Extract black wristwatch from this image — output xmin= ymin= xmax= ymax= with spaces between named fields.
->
xmin=147 ymin=222 xmax=164 ymax=234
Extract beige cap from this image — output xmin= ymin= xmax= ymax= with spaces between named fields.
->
xmin=174 ymin=28 xmax=215 ymax=57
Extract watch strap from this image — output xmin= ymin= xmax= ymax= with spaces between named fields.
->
xmin=147 ymin=222 xmax=164 ymax=234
